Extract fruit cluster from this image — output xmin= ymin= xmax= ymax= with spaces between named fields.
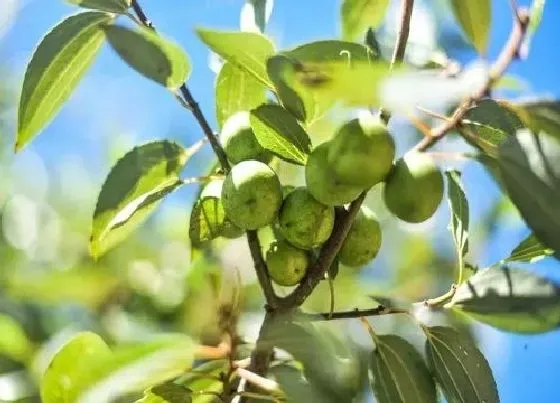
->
xmin=197 ymin=111 xmax=444 ymax=287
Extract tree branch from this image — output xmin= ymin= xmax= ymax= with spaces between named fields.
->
xmin=247 ymin=230 xmax=278 ymax=309
xmin=303 ymin=305 xmax=409 ymax=321
xmin=413 ymin=8 xmax=530 ymax=152
xmin=129 ymin=0 xmax=231 ymax=172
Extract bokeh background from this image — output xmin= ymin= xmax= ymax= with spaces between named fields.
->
xmin=0 ymin=0 xmax=559 ymax=402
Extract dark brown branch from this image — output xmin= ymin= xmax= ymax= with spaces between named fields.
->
xmin=130 ymin=0 xmax=231 ymax=172
xmin=247 ymin=231 xmax=278 ymax=309
xmin=304 ymin=305 xmax=409 ymax=321
xmin=413 ymin=8 xmax=530 ymax=152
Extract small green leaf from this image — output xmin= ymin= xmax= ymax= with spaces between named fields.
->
xmin=370 ymin=335 xmax=437 ymax=403
xmin=41 ymin=332 xmax=112 ymax=403
xmin=509 ymin=99 xmax=560 ymax=141
xmin=189 ymin=197 xmax=225 ymax=247
xmin=16 ymin=11 xmax=112 ymax=151
xmin=215 ymin=62 xmax=266 ymax=129
xmin=448 ymin=266 xmax=560 ymax=333
xmin=90 ymin=140 xmax=199 ymax=258
xmin=0 ymin=314 xmax=33 ymax=363
xmin=66 ymin=0 xmax=131 ymax=13
xmin=522 ymin=0 xmax=546 ymax=57
xmin=250 ymin=104 xmax=311 ymax=165
xmin=445 ymin=170 xmax=469 ymax=267
xmin=503 ymin=233 xmax=554 ymax=263
xmin=449 ymin=0 xmax=491 ymax=54
xmin=137 ymin=381 xmax=192 ymax=403
xmin=460 ymin=99 xmax=523 ymax=158
xmin=196 ymin=28 xmax=275 ymax=87
xmin=240 ymin=0 xmax=273 ymax=33
xmin=341 ymin=0 xmax=390 ymax=41
xmin=105 ymin=25 xmax=191 ymax=89
xmin=424 ymin=326 xmax=499 ymax=403
xmin=498 ymin=129 xmax=560 ymax=256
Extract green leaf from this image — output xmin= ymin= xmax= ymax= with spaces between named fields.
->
xmin=105 ymin=25 xmax=191 ymax=89
xmin=196 ymin=28 xmax=275 ymax=87
xmin=341 ymin=0 xmax=390 ymax=41
xmin=424 ymin=326 xmax=499 ymax=403
xmin=41 ymin=332 xmax=112 ymax=403
xmin=16 ymin=11 xmax=112 ymax=151
xmin=0 ymin=314 xmax=33 ymax=363
xmin=460 ymin=99 xmax=523 ymax=158
xmin=509 ymin=99 xmax=560 ymax=141
xmin=66 ymin=0 xmax=131 ymax=13
xmin=449 ymin=0 xmax=491 ymax=54
xmin=498 ymin=129 xmax=560 ymax=256
xmin=240 ymin=0 xmax=273 ymax=33
xmin=370 ymin=335 xmax=437 ymax=403
xmin=250 ymin=104 xmax=312 ymax=165
xmin=266 ymin=55 xmax=307 ymax=122
xmin=189 ymin=197 xmax=225 ymax=247
xmin=90 ymin=140 xmax=199 ymax=258
xmin=503 ymin=233 xmax=554 ymax=263
xmin=260 ymin=313 xmax=364 ymax=401
xmin=269 ymin=364 xmax=337 ymax=403
xmin=215 ymin=62 xmax=266 ymax=129
xmin=445 ymin=170 xmax=469 ymax=266
xmin=449 ymin=266 xmax=560 ymax=333
xmin=42 ymin=332 xmax=195 ymax=403
xmin=138 ymin=382 xmax=192 ymax=403
xmin=522 ymin=0 xmax=546 ymax=57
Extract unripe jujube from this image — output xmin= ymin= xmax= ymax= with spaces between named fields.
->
xmin=220 ymin=111 xmax=272 ymax=164
xmin=200 ymin=179 xmax=244 ymax=239
xmin=278 ymin=187 xmax=335 ymax=250
xmin=339 ymin=206 xmax=382 ymax=267
xmin=383 ymin=152 xmax=444 ymax=223
xmin=222 ymin=160 xmax=282 ymax=230
xmin=328 ymin=113 xmax=395 ymax=187
xmin=266 ymin=240 xmax=310 ymax=286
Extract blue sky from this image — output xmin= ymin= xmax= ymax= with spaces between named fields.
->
xmin=2 ymin=0 xmax=560 ymax=401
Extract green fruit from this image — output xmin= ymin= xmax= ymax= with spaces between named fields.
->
xmin=200 ymin=179 xmax=245 ymax=239
xmin=278 ymin=187 xmax=335 ymax=250
xmin=220 ymin=111 xmax=272 ymax=164
xmin=222 ymin=160 xmax=282 ymax=230
xmin=383 ymin=152 xmax=444 ymax=223
xmin=266 ymin=240 xmax=310 ymax=286
xmin=328 ymin=114 xmax=395 ymax=187
xmin=339 ymin=206 xmax=382 ymax=267
xmin=305 ymin=142 xmax=363 ymax=206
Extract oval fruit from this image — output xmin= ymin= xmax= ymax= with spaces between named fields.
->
xmin=339 ymin=206 xmax=382 ymax=267
xmin=220 ymin=111 xmax=272 ymax=164
xmin=222 ymin=160 xmax=282 ymax=230
xmin=305 ymin=142 xmax=363 ymax=206
xmin=278 ymin=187 xmax=335 ymax=250
xmin=328 ymin=113 xmax=395 ymax=187
xmin=383 ymin=152 xmax=444 ymax=223
xmin=266 ymin=240 xmax=310 ymax=286
xmin=200 ymin=179 xmax=245 ymax=239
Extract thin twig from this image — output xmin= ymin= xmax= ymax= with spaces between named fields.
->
xmin=413 ymin=8 xmax=530 ymax=152
xmin=303 ymin=305 xmax=409 ymax=321
xmin=235 ymin=368 xmax=280 ymax=392
xmin=247 ymin=231 xmax=278 ymax=309
xmin=129 ymin=0 xmax=231 ymax=172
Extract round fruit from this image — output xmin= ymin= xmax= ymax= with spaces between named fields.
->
xmin=383 ymin=152 xmax=444 ymax=223
xmin=305 ymin=142 xmax=363 ymax=206
xmin=278 ymin=187 xmax=334 ymax=250
xmin=328 ymin=113 xmax=395 ymax=187
xmin=220 ymin=111 xmax=273 ymax=164
xmin=266 ymin=240 xmax=310 ymax=286
xmin=222 ymin=160 xmax=282 ymax=230
xmin=339 ymin=206 xmax=382 ymax=267
xmin=200 ymin=179 xmax=245 ymax=239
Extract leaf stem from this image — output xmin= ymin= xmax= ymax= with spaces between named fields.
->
xmin=413 ymin=7 xmax=530 ymax=152
xmin=424 ymin=284 xmax=457 ymax=308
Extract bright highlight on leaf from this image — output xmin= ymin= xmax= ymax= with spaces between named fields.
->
xmin=340 ymin=0 xmax=390 ymax=41
xmin=369 ymin=335 xmax=437 ymax=403
xmin=16 ymin=11 xmax=112 ymax=152
xmin=250 ymin=104 xmax=312 ymax=165
xmin=66 ymin=0 xmax=131 ymax=14
xmin=424 ymin=326 xmax=499 ymax=403
xmin=448 ymin=266 xmax=560 ymax=333
xmin=104 ymin=25 xmax=191 ymax=89
xmin=449 ymin=0 xmax=491 ymax=54
xmin=445 ymin=170 xmax=469 ymax=279
xmin=196 ymin=28 xmax=276 ymax=88
xmin=90 ymin=140 xmax=201 ymax=259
